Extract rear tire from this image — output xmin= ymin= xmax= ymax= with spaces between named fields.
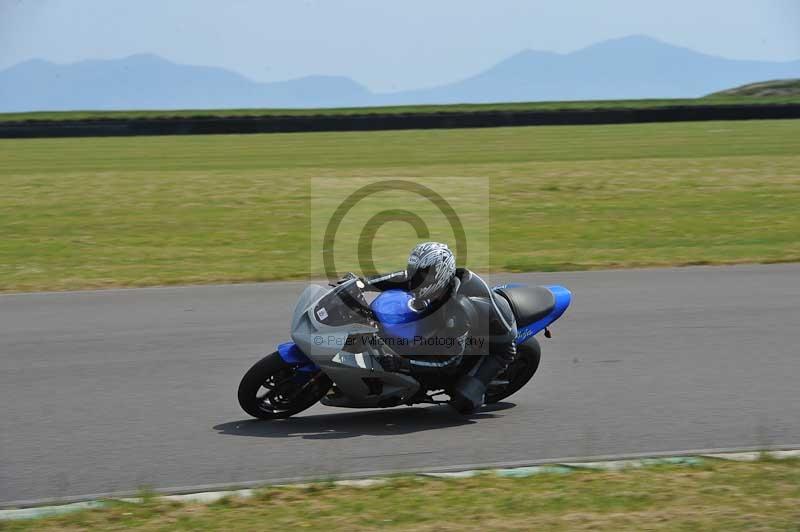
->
xmin=484 ymin=338 xmax=541 ymax=404
xmin=238 ymin=351 xmax=331 ymax=420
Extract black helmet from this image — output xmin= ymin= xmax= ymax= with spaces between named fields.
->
xmin=406 ymin=242 xmax=456 ymax=302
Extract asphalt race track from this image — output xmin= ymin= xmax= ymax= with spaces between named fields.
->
xmin=2 ymin=264 xmax=799 ymax=506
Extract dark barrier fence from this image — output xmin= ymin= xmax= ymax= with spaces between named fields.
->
xmin=2 ymin=104 xmax=799 ymax=139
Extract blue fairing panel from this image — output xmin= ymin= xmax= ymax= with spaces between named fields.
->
xmin=515 ymin=285 xmax=572 ymax=343
xmin=277 ymin=341 xmax=319 ymax=372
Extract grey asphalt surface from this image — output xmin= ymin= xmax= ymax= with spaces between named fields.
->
xmin=2 ymin=264 xmax=799 ymax=506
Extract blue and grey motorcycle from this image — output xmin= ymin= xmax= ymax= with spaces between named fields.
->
xmin=238 ymin=276 xmax=571 ymax=419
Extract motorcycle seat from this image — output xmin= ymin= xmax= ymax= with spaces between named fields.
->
xmin=494 ymin=285 xmax=555 ymax=328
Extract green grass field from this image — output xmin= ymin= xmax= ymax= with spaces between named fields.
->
xmin=4 ymin=459 xmax=799 ymax=531
xmin=711 ymin=79 xmax=800 ymax=97
xmin=1 ymin=119 xmax=799 ymax=292
xmin=1 ymin=94 xmax=798 ymax=122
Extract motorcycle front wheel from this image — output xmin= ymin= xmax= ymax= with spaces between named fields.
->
xmin=238 ymin=351 xmax=332 ymax=420
xmin=484 ymin=338 xmax=541 ymax=404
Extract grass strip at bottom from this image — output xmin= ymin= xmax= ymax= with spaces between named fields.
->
xmin=3 ymin=458 xmax=798 ymax=531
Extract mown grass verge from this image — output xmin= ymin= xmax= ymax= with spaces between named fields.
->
xmin=1 ymin=119 xmax=799 ymax=292
xmin=3 ymin=459 xmax=799 ymax=531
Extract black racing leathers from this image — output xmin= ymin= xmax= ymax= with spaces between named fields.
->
xmin=365 ymin=268 xmax=517 ymax=410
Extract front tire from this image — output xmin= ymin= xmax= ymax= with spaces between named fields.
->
xmin=238 ymin=351 xmax=331 ymax=420
xmin=484 ymin=338 xmax=541 ymax=404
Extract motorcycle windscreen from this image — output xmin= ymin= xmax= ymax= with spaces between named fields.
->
xmin=312 ymin=280 xmax=374 ymax=327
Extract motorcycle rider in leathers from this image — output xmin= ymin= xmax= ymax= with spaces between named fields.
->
xmin=362 ymin=242 xmax=517 ymax=413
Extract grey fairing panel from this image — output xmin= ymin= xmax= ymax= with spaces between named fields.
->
xmin=289 ymin=283 xmax=420 ymax=404
xmin=290 ymin=284 xmax=326 ymax=331
xmin=289 ymin=284 xmax=377 ymax=365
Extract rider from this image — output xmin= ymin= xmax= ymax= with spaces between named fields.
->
xmin=363 ymin=242 xmax=517 ymax=412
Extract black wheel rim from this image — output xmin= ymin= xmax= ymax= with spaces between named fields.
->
xmin=486 ymin=357 xmax=530 ymax=401
xmin=503 ymin=357 xmax=530 ymax=386
xmin=255 ymin=368 xmax=323 ymax=414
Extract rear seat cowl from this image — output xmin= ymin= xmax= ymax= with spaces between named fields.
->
xmin=494 ymin=286 xmax=556 ymax=328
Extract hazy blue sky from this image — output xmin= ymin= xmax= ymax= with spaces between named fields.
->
xmin=1 ymin=0 xmax=798 ymax=91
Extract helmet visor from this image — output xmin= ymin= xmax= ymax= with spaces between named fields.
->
xmin=407 ymin=264 xmax=445 ymax=300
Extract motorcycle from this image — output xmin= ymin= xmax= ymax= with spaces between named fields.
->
xmin=238 ymin=276 xmax=571 ymax=419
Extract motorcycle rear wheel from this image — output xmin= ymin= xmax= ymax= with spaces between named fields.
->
xmin=484 ymin=338 xmax=541 ymax=404
xmin=238 ymin=351 xmax=331 ymax=420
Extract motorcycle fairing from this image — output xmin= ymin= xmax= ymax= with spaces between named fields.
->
xmin=514 ymin=285 xmax=571 ymax=344
xmin=285 ymin=280 xmax=421 ymax=407
xmin=277 ymin=341 xmax=319 ymax=372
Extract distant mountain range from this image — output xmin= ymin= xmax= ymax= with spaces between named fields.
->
xmin=2 ymin=36 xmax=799 ymax=113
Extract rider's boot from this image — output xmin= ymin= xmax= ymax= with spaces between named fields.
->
xmin=450 ymin=356 xmax=504 ymax=413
